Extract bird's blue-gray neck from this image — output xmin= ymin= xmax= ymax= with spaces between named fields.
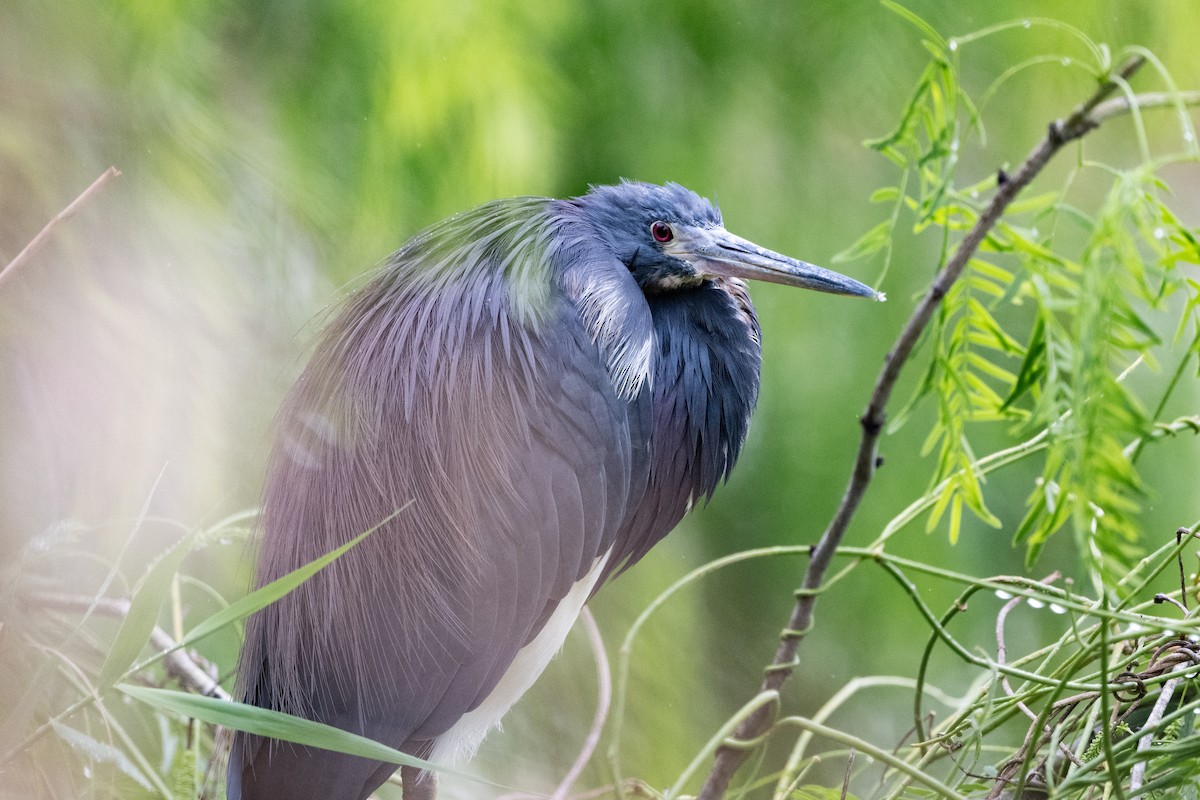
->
xmin=599 ymin=278 xmax=762 ymax=574
xmin=645 ymin=280 xmax=761 ymax=505
xmin=546 ymin=193 xmax=763 ymax=565
xmin=549 ymin=192 xmax=762 ymax=493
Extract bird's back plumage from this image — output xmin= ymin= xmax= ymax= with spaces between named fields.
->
xmin=230 ymin=185 xmax=763 ymax=799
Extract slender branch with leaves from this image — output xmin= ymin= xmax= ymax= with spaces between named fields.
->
xmin=692 ymin=9 xmax=1200 ymax=800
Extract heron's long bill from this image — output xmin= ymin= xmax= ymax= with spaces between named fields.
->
xmin=682 ymin=226 xmax=885 ymax=301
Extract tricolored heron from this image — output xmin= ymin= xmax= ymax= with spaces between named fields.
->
xmin=229 ymin=181 xmax=881 ymax=799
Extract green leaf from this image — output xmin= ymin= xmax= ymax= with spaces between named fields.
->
xmin=926 ymin=474 xmax=957 ymax=533
xmin=947 ymin=494 xmax=963 ymax=543
xmin=927 ymin=202 xmax=979 ymax=230
xmin=888 ymin=335 xmax=941 ymax=433
xmin=1012 ymin=486 xmax=1047 ymax=547
xmin=832 ymin=220 xmax=891 ymax=263
xmin=869 ymin=186 xmax=900 ymax=203
xmin=118 ymin=684 xmax=500 ymax=787
xmin=866 ymin=65 xmax=934 ymax=154
xmin=969 ymin=258 xmax=1015 ymax=286
xmin=1000 ymin=314 xmax=1047 ymax=411
xmin=1005 ymin=190 xmax=1061 ymax=216
xmin=177 ymin=504 xmax=411 ymax=650
xmin=966 ymin=297 xmax=1022 ymax=355
xmin=97 ymin=531 xmax=198 ymax=689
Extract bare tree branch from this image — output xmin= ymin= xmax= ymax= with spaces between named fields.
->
xmin=31 ymin=592 xmax=230 ymax=701
xmin=696 ymin=56 xmax=1152 ymax=800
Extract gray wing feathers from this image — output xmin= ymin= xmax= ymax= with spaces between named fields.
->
xmin=231 ymin=231 xmax=649 ymax=798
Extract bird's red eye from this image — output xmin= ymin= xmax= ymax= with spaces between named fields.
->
xmin=650 ymin=221 xmax=674 ymax=243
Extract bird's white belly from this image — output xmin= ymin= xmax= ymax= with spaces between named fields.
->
xmin=428 ymin=552 xmax=610 ymax=765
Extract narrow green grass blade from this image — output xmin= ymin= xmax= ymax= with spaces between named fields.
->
xmin=119 ymin=685 xmax=503 ymax=788
xmin=178 ymin=503 xmax=411 ymax=649
xmin=880 ymin=0 xmax=946 ymax=50
xmin=97 ymin=530 xmax=197 ymax=688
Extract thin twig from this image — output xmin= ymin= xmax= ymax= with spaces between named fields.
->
xmin=2 ymin=593 xmax=230 ymax=765
xmin=992 ymin=573 xmax=1086 ymax=796
xmin=0 ymin=166 xmax=121 ymax=292
xmin=552 ymin=608 xmax=611 ymax=800
xmin=1129 ymin=658 xmax=1194 ymax=791
xmin=841 ymin=749 xmax=856 ymax=800
xmin=770 ymin=715 xmax=968 ymax=800
xmin=1090 ymin=90 xmax=1200 ymax=125
xmin=696 ymin=56 xmax=1149 ymax=800
xmin=497 ymin=608 xmax=613 ymax=800
xmin=30 ymin=592 xmax=230 ymax=701
xmin=997 ymin=573 xmax=1081 ymax=766
xmin=1174 ymin=527 xmax=1200 ymax=610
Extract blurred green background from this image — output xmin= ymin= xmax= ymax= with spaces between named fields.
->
xmin=1 ymin=1 xmax=1198 ymax=797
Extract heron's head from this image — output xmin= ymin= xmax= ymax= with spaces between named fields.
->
xmin=579 ymin=181 xmax=884 ymax=301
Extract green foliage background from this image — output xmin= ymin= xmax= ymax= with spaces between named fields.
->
xmin=1 ymin=1 xmax=1198 ymax=798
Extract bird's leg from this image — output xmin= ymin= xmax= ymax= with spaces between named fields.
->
xmin=400 ymin=766 xmax=437 ymax=800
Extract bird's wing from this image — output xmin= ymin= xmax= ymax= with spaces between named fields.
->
xmin=230 ymin=229 xmax=652 ymax=799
